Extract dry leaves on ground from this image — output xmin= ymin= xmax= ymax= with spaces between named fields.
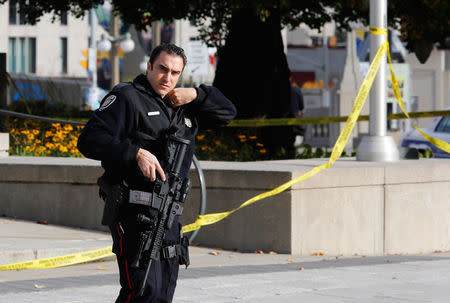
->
xmin=34 ymin=284 xmax=46 ymax=289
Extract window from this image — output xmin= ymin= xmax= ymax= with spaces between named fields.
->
xmin=8 ymin=38 xmax=16 ymax=73
xmin=19 ymin=7 xmax=26 ymax=24
xmin=60 ymin=10 xmax=68 ymax=25
xmin=19 ymin=37 xmax=26 ymax=73
xmin=28 ymin=38 xmax=36 ymax=73
xmin=435 ymin=116 xmax=450 ymax=134
xmin=61 ymin=37 xmax=68 ymax=74
xmin=7 ymin=37 xmax=36 ymax=74
xmin=9 ymin=0 xmax=17 ymax=24
xmin=9 ymin=0 xmax=27 ymax=25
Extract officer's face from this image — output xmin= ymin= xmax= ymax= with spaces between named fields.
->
xmin=147 ymin=51 xmax=184 ymax=98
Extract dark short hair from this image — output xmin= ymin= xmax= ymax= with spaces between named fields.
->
xmin=149 ymin=44 xmax=187 ymax=68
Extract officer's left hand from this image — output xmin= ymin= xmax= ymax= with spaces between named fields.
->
xmin=166 ymin=88 xmax=197 ymax=107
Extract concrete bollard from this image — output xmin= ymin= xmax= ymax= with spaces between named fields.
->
xmin=0 ymin=133 xmax=9 ymax=156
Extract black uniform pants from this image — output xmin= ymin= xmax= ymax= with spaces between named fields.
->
xmin=110 ymin=219 xmax=181 ymax=303
xmin=115 ymin=254 xmax=179 ymax=303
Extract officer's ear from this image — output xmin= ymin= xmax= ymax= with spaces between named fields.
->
xmin=147 ymin=61 xmax=153 ymax=71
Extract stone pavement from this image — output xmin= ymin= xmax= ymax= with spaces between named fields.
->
xmin=1 ymin=217 xmax=450 ymax=302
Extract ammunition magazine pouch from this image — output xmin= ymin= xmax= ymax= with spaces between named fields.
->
xmin=160 ymin=236 xmax=190 ymax=267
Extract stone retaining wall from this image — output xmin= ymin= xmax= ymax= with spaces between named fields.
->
xmin=0 ymin=156 xmax=448 ymax=255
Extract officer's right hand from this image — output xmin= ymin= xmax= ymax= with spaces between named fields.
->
xmin=136 ymin=148 xmax=166 ymax=182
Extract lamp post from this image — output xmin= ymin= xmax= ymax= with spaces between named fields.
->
xmin=322 ymin=26 xmax=330 ymax=108
xmin=140 ymin=55 xmax=150 ymax=73
xmin=89 ymin=8 xmax=97 ymax=92
xmin=110 ymin=14 xmax=120 ymax=89
xmin=356 ymin=0 xmax=399 ymax=161
xmin=97 ymin=20 xmax=135 ymax=90
xmin=87 ymin=5 xmax=134 ymax=110
xmin=87 ymin=8 xmax=100 ymax=110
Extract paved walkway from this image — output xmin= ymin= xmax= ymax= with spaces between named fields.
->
xmin=1 ymin=217 xmax=450 ymax=302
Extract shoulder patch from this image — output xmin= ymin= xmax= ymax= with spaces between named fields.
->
xmin=98 ymin=95 xmax=117 ymax=111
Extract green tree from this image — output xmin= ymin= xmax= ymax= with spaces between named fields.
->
xmin=5 ymin=0 xmax=447 ymax=62
xmin=2 ymin=0 xmax=448 ymax=156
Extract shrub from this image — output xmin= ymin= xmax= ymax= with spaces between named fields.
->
xmin=5 ymin=118 xmax=83 ymax=157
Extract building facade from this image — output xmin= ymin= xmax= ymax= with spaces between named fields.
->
xmin=0 ymin=0 xmax=99 ymax=78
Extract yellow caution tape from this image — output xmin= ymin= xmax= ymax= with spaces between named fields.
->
xmin=4 ymin=27 xmax=448 ymax=270
xmin=370 ymin=26 xmax=388 ymax=36
xmin=371 ymin=27 xmax=450 ymax=154
xmin=228 ymin=116 xmax=353 ymax=127
xmin=386 ymin=47 xmax=450 ymax=153
xmin=227 ymin=110 xmax=449 ymax=127
xmin=182 ymin=39 xmax=389 ymax=233
xmin=0 ymin=246 xmax=114 ymax=271
xmin=184 ymin=28 xmax=449 ymax=233
xmin=387 ymin=111 xmax=449 ymax=120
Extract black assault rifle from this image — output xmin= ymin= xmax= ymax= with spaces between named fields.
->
xmin=131 ymin=135 xmax=191 ymax=296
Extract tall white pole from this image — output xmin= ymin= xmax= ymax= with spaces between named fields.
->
xmin=322 ymin=25 xmax=330 ymax=108
xmin=369 ymin=0 xmax=386 ymax=136
xmin=110 ymin=13 xmax=120 ymax=89
xmin=356 ymin=0 xmax=399 ymax=161
xmin=89 ymin=8 xmax=97 ymax=90
xmin=87 ymin=8 xmax=99 ymax=110
xmin=152 ymin=21 xmax=161 ymax=48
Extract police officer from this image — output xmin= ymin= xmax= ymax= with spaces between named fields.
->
xmin=77 ymin=44 xmax=236 ymax=303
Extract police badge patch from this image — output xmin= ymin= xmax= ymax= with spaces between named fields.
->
xmin=184 ymin=117 xmax=192 ymax=128
xmin=99 ymin=95 xmax=117 ymax=111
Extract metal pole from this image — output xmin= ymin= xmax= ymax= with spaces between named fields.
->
xmin=89 ymin=8 xmax=97 ymax=91
xmin=152 ymin=21 xmax=161 ymax=48
xmin=110 ymin=13 xmax=120 ymax=89
xmin=322 ymin=26 xmax=330 ymax=107
xmin=356 ymin=0 xmax=399 ymax=161
xmin=189 ymin=155 xmax=207 ymax=243
xmin=369 ymin=1 xmax=386 ymax=137
xmin=87 ymin=8 xmax=99 ymax=110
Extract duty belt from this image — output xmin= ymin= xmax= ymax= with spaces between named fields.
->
xmin=160 ymin=244 xmax=183 ymax=259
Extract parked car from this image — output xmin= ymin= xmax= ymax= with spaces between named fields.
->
xmin=401 ymin=111 xmax=450 ymax=158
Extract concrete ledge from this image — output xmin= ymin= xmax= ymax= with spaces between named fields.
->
xmin=0 ymin=156 xmax=449 ymax=256
xmin=0 ymin=217 xmax=113 ymax=265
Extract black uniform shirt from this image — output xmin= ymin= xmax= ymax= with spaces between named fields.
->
xmin=77 ymin=74 xmax=236 ymax=190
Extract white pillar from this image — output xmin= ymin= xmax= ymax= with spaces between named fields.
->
xmin=356 ymin=0 xmax=399 ymax=161
xmin=369 ymin=1 xmax=386 ymax=136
